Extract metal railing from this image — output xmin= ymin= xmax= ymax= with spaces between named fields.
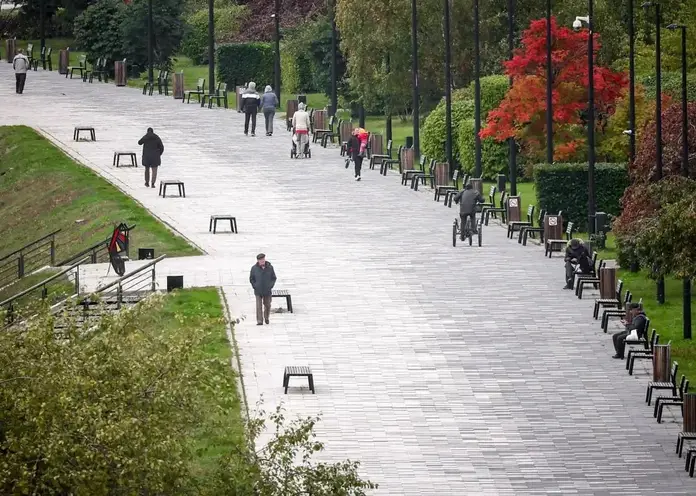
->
xmin=56 ymin=237 xmax=111 ymax=267
xmin=0 ymin=230 xmax=61 ymax=289
xmin=1 ymin=257 xmax=89 ymax=326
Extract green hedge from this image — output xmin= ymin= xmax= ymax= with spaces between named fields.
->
xmin=457 ymin=118 xmax=509 ymax=180
xmin=217 ymin=43 xmax=274 ymax=89
xmin=639 ymin=71 xmax=696 ymax=102
xmin=533 ymin=163 xmax=629 ymax=230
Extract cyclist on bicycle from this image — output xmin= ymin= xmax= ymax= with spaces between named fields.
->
xmin=454 ymin=183 xmax=485 ymax=237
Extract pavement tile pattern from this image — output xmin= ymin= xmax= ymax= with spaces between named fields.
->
xmin=1 ymin=65 xmax=693 ymax=495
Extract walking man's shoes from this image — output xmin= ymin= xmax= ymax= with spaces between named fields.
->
xmin=257 ymin=322 xmax=263 ymax=326
xmin=612 ymin=354 xmax=624 ymax=359
xmin=265 ymin=319 xmax=269 ymax=324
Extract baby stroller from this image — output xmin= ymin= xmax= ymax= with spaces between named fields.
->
xmin=290 ymin=132 xmax=311 ymax=159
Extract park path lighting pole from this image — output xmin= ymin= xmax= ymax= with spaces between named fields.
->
xmin=643 ymin=1 xmax=664 ymax=304
xmin=410 ymin=0 xmax=420 ymax=157
xmin=546 ymin=0 xmax=554 ymax=163
xmin=273 ymin=0 xmax=281 ymax=105
xmin=208 ymin=0 xmax=215 ymax=95
xmin=39 ymin=0 xmax=45 ymax=52
xmin=386 ymin=54 xmax=393 ymax=142
xmin=330 ymin=0 xmax=338 ymax=116
xmin=507 ymin=0 xmax=517 ymax=195
xmin=628 ymin=0 xmax=636 ymax=163
xmin=147 ymin=0 xmax=154 ymax=87
xmin=667 ymin=22 xmax=691 ymax=338
xmin=444 ymin=0 xmax=453 ymax=169
xmin=474 ymin=0 xmax=482 ymax=177
xmin=574 ymin=9 xmax=595 ymax=235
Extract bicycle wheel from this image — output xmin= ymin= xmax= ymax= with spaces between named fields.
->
xmin=452 ymin=220 xmax=458 ymax=247
xmin=465 ymin=217 xmax=473 ymax=246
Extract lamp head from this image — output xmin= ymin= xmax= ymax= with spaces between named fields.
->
xmin=622 ymin=129 xmax=633 ymax=136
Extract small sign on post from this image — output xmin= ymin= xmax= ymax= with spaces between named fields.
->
xmin=544 ymin=215 xmax=563 ymax=241
xmin=506 ymin=196 xmax=521 ymax=222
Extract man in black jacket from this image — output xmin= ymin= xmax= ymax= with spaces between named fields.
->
xmin=137 ymin=128 xmax=164 ymax=188
xmin=241 ymin=82 xmax=261 ymax=136
xmin=563 ymin=238 xmax=592 ymax=289
xmin=249 ymin=253 xmax=277 ymax=325
xmin=453 ymin=183 xmax=484 ymax=236
xmin=612 ymin=303 xmax=647 ymax=359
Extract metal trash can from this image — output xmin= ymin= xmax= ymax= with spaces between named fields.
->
xmin=406 ymin=136 xmax=414 ymax=148
xmin=497 ymin=174 xmax=507 ymax=193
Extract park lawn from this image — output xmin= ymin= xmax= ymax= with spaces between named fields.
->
xmin=143 ymin=287 xmax=245 ymax=481
xmin=0 ymin=125 xmax=200 ymax=261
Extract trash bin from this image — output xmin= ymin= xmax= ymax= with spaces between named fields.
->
xmin=114 ymin=59 xmax=127 ymax=86
xmin=405 ymin=136 xmax=414 ymax=148
xmin=297 ymin=94 xmax=307 ymax=104
xmin=506 ymin=196 xmax=521 ymax=222
xmin=497 ymin=173 xmax=507 ymax=193
xmin=58 ymin=49 xmax=69 ymax=74
xmin=594 ymin=211 xmax=608 ymax=233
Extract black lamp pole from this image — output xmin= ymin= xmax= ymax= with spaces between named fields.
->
xmin=507 ymin=0 xmax=517 ymax=195
xmin=546 ymin=0 xmax=554 ymax=163
xmin=208 ymin=0 xmax=215 ymax=95
xmin=444 ymin=0 xmax=453 ymax=168
xmin=474 ymin=0 xmax=482 ymax=177
xmin=668 ymin=23 xmax=691 ymax=338
xmin=330 ymin=0 xmax=337 ymax=116
xmin=39 ymin=0 xmax=45 ymax=51
xmin=147 ymin=0 xmax=154 ymax=87
xmin=273 ymin=1 xmax=281 ymax=105
xmin=586 ymin=3 xmax=596 ymax=235
xmin=411 ymin=0 xmax=420 ymax=157
xmin=628 ymin=0 xmax=636 ymax=163
xmin=386 ymin=54 xmax=393 ymax=142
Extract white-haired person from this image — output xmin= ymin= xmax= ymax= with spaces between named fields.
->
xmin=291 ymin=103 xmax=311 ymax=156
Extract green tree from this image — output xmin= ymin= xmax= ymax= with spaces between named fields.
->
xmin=73 ymin=0 xmax=126 ymax=65
xmin=180 ymin=1 xmax=248 ymax=65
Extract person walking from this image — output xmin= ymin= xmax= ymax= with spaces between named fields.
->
xmin=261 ymin=85 xmax=279 ymax=136
xmin=291 ymin=103 xmax=311 ymax=156
xmin=12 ymin=49 xmax=29 ymax=94
xmin=453 ymin=183 xmax=485 ymax=237
xmin=137 ymin=127 xmax=164 ymax=188
xmin=241 ymin=81 xmax=261 ymax=136
xmin=249 ymin=253 xmax=277 ymax=325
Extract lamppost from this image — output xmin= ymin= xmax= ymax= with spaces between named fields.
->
xmin=667 ymin=22 xmax=690 ymax=338
xmin=643 ymin=1 xmax=664 ymax=304
xmin=386 ymin=54 xmax=392 ymax=142
xmin=148 ymin=0 xmax=154 ymax=87
xmin=507 ymin=0 xmax=517 ymax=195
xmin=444 ymin=0 xmax=453 ymax=168
xmin=273 ymin=0 xmax=281 ymax=104
xmin=628 ymin=0 xmax=636 ymax=163
xmin=330 ymin=0 xmax=338 ymax=116
xmin=39 ymin=0 xmax=45 ymax=52
xmin=208 ymin=0 xmax=215 ymax=95
xmin=574 ymin=8 xmax=595 ymax=235
xmin=546 ymin=0 xmax=554 ymax=164
xmin=474 ymin=0 xmax=482 ymax=177
xmin=410 ymin=0 xmax=420 ymax=156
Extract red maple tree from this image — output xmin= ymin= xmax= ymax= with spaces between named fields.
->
xmin=480 ymin=17 xmax=627 ymax=162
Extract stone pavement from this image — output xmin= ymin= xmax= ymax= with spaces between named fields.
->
xmin=1 ymin=65 xmax=693 ymax=494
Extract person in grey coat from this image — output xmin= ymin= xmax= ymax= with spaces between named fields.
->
xmin=261 ymin=85 xmax=279 ymax=136
xmin=137 ymin=128 xmax=164 ymax=188
xmin=453 ymin=183 xmax=485 ymax=236
xmin=241 ymin=81 xmax=261 ymax=136
xmin=249 ymin=253 xmax=277 ymax=325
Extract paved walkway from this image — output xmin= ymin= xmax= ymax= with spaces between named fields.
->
xmin=1 ymin=65 xmax=693 ymax=494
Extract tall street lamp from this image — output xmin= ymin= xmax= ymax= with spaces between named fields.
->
xmin=39 ymin=0 xmax=45 ymax=52
xmin=273 ymin=1 xmax=281 ymax=105
xmin=147 ymin=0 xmax=154 ymax=87
xmin=474 ymin=0 xmax=482 ymax=177
xmin=574 ymin=8 xmax=595 ymax=235
xmin=386 ymin=54 xmax=393 ymax=142
xmin=444 ymin=0 xmax=453 ymax=168
xmin=667 ymin=22 xmax=690 ymax=338
xmin=330 ymin=0 xmax=338 ymax=116
xmin=546 ymin=0 xmax=554 ymax=163
xmin=628 ymin=0 xmax=636 ymax=163
xmin=643 ymin=1 xmax=664 ymax=304
xmin=507 ymin=0 xmax=517 ymax=195
xmin=410 ymin=0 xmax=420 ymax=157
xmin=208 ymin=0 xmax=215 ymax=95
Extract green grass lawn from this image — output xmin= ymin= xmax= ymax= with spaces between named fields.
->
xmin=145 ymin=288 xmax=244 ymax=481
xmin=9 ymin=38 xmax=85 ymax=72
xmin=0 ymin=126 xmax=200 ymax=261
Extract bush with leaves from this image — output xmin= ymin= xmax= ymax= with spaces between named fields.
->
xmin=421 ymin=99 xmax=474 ymax=163
xmin=180 ymin=3 xmax=248 ymax=65
xmin=640 ymin=72 xmax=696 ymax=104
xmin=73 ymin=0 xmax=126 ymax=65
xmin=457 ymin=118 xmax=510 ymax=179
xmin=217 ymin=42 xmax=274 ymax=89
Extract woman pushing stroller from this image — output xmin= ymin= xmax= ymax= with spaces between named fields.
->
xmin=291 ymin=103 xmax=311 ymax=158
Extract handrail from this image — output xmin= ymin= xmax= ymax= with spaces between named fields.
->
xmin=92 ymin=255 xmax=167 ymax=295
xmin=0 ymin=230 xmax=60 ymax=263
xmin=0 ymin=257 xmax=89 ymax=308
xmin=56 ymin=237 xmax=109 ymax=267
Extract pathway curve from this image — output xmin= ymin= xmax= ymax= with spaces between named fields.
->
xmin=1 ymin=66 xmax=691 ymax=494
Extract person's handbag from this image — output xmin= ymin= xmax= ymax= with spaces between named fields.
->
xmin=626 ymin=329 xmax=639 ymax=341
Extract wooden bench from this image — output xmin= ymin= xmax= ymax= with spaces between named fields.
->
xmin=67 ymin=54 xmax=87 ymax=79
xmin=271 ymin=289 xmax=293 ymax=313
xmin=113 ymin=151 xmax=137 ymax=167
xmin=89 ymin=56 xmax=108 ymax=83
xmin=482 ymin=191 xmax=508 ymax=225
xmin=370 ymin=139 xmax=392 ymax=170
xmin=84 ymin=57 xmax=102 ymax=82
xmin=544 ymin=221 xmax=575 ymax=257
xmin=434 ymin=169 xmax=460 ymax=203
xmin=312 ymin=112 xmax=331 ymax=143
xmin=508 ymin=205 xmax=534 ymax=238
xmin=402 ymin=155 xmax=426 ymax=186
xmin=380 ymin=145 xmax=402 ymax=175
xmin=600 ymin=293 xmax=636 ymax=332
xmin=202 ymin=82 xmax=228 ymax=108
xmin=445 ymin=173 xmax=469 ymax=208
xmin=32 ymin=46 xmax=52 ymax=71
xmin=411 ymin=158 xmax=436 ymax=190
xmin=627 ymin=328 xmax=657 ymax=375
xmin=183 ymin=78 xmax=205 ymax=103
xmin=209 ymin=215 xmax=237 ymax=234
xmin=286 ymin=100 xmax=298 ymax=131
xmin=519 ymin=208 xmax=547 ymax=245
xmin=73 ymin=126 xmax=96 ymax=141
xmin=647 ymin=360 xmax=678 ymax=406
xmin=571 ymin=253 xmax=599 ymax=297
xmin=477 ymin=185 xmax=497 ymax=213
xmin=338 ymin=120 xmax=354 ymax=152
xmin=676 ymin=392 xmax=696 ymax=458
xmin=655 ymin=375 xmax=688 ymax=423
xmin=283 ymin=365 xmax=314 ymax=394
xmin=593 ymin=279 xmax=624 ymax=320
xmin=685 ymin=448 xmax=696 ymax=476
xmin=159 ymin=180 xmax=186 ymax=198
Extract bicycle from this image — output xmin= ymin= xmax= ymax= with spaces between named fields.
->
xmin=452 ymin=214 xmax=482 ymax=247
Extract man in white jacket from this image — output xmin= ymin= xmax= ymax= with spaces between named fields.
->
xmin=291 ymin=103 xmax=311 ymax=157
xmin=12 ymin=49 xmax=29 ymax=94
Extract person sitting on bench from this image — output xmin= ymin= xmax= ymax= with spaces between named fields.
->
xmin=453 ymin=183 xmax=484 ymax=237
xmin=563 ymin=238 xmax=592 ymax=290
xmin=612 ymin=303 xmax=647 ymax=359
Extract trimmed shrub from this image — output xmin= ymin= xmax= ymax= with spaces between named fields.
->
xmin=457 ymin=118 xmax=509 ymax=180
xmin=217 ymin=42 xmax=274 ymax=88
xmin=422 ymin=99 xmax=474 ymax=162
xmin=533 ymin=163 xmax=629 ymax=230
xmin=281 ymin=50 xmax=314 ymax=94
xmin=640 ymin=71 xmax=696 ymax=103
xmin=73 ymin=0 xmax=126 ymax=65
xmin=180 ymin=5 xmax=247 ymax=65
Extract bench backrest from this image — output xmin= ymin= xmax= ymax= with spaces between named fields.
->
xmin=498 ymin=191 xmax=507 ymax=208
xmin=217 ymin=82 xmax=227 ymax=94
xmin=526 ymin=205 xmax=535 ymax=223
xmin=401 ymin=147 xmax=415 ymax=172
xmin=418 ymin=155 xmax=427 ymax=170
xmin=564 ymin=221 xmax=575 ymax=240
xmin=537 ymin=208 xmax=546 ymax=227
xmin=452 ymin=169 xmax=460 ymax=187
xmin=339 ymin=119 xmax=353 ymax=142
xmin=46 ymin=47 xmax=52 ymax=58
xmin=78 ymin=54 xmax=86 ymax=67
xmin=670 ymin=361 xmax=679 ymax=385
xmin=313 ymin=110 xmax=327 ymax=132
xmin=488 ymin=185 xmax=497 ymax=203
xmin=27 ymin=43 xmax=33 ymax=57
xmin=369 ymin=134 xmax=384 ymax=156
xmin=196 ymin=78 xmax=205 ymax=91
xmin=286 ymin=99 xmax=298 ymax=119
xmin=385 ymin=139 xmax=393 ymax=156
xmin=615 ymin=279 xmax=624 ymax=301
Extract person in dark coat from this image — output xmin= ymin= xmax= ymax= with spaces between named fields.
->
xmin=453 ymin=183 xmax=485 ymax=236
xmin=563 ymin=238 xmax=592 ymax=289
xmin=249 ymin=253 xmax=277 ymax=325
xmin=612 ymin=303 xmax=647 ymax=359
xmin=137 ymin=128 xmax=164 ymax=188
xmin=241 ymin=82 xmax=261 ymax=136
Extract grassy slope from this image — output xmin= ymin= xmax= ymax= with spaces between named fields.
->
xmin=146 ymin=288 xmax=244 ymax=481
xmin=0 ymin=126 xmax=200 ymax=261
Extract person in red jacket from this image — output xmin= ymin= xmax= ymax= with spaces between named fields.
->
xmin=347 ymin=127 xmax=369 ymax=181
